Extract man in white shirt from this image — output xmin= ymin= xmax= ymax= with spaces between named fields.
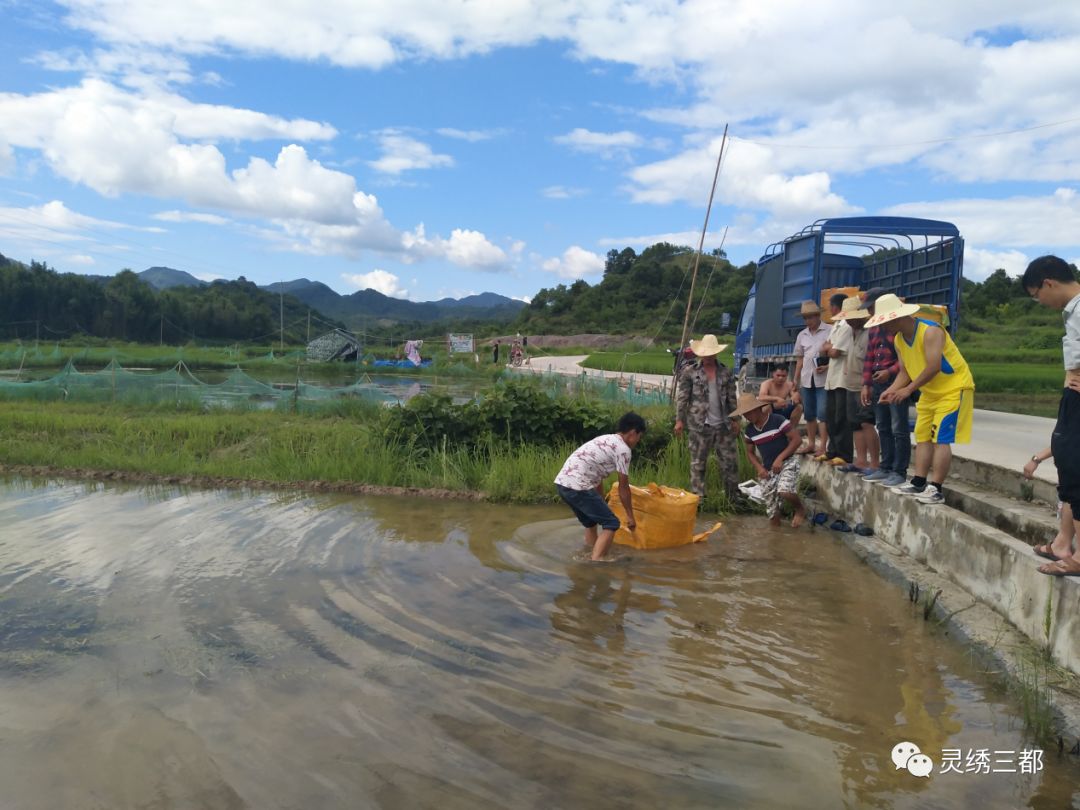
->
xmin=823 ymin=293 xmax=852 ymax=465
xmin=791 ymin=301 xmax=831 ymax=457
xmin=1023 ymin=256 xmax=1080 ymax=576
xmin=555 ymin=412 xmax=646 ymax=562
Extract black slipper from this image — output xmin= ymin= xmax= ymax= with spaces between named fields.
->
xmin=1033 ymin=544 xmax=1066 ymax=562
xmin=829 ymin=519 xmax=852 ymax=532
xmin=854 ymin=523 xmax=874 ymax=537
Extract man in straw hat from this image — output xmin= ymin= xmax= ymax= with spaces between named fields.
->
xmin=731 ymin=393 xmax=806 ymax=527
xmin=791 ymin=300 xmax=831 ymax=458
xmin=675 ymin=333 xmax=739 ymax=502
xmin=822 ymin=292 xmax=855 ymax=467
xmin=1022 ymin=255 xmax=1080 ymax=576
xmin=860 ymin=287 xmax=909 ymax=488
xmin=833 ymin=295 xmax=879 ymax=475
xmin=869 ymin=293 xmax=975 ymax=505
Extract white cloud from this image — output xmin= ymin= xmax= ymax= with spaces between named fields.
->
xmin=65 ymin=254 xmax=96 ymax=265
xmin=554 ymin=128 xmax=644 ymax=159
xmin=884 ymin=187 xmax=1080 ymax=248
xmin=963 ymin=248 xmax=1032 ymax=281
xmin=342 ymin=269 xmax=409 ymax=298
xmin=542 ymin=245 xmax=605 ymax=279
xmin=512 ymin=294 xmax=532 ymax=303
xmin=436 ymin=127 xmax=504 ymax=142
xmin=0 ymin=200 xmax=150 ymax=245
xmin=153 ymin=210 xmax=230 ymax=225
xmin=193 ymin=272 xmax=224 ymax=282
xmin=368 ymin=131 xmax=454 ymax=175
xmin=542 ymin=185 xmax=587 ymax=199
xmin=627 ymin=137 xmax=856 ymax=219
xmin=401 ymin=225 xmax=509 ymax=270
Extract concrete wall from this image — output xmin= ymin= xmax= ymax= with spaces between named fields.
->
xmin=806 ymin=462 xmax=1080 ymax=675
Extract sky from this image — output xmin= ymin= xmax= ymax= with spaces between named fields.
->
xmin=2 ymin=2 xmax=1080 ymax=304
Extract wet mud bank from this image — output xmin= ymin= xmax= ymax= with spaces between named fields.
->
xmin=806 ymin=460 xmax=1080 ymax=742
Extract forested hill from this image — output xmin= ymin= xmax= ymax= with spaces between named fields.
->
xmin=513 ymin=243 xmax=756 ymax=339
xmin=0 ymin=254 xmax=341 ymax=343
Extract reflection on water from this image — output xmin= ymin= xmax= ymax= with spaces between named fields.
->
xmin=0 ymin=477 xmax=1076 ymax=809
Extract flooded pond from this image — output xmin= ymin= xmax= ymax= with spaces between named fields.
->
xmin=0 ymin=478 xmax=1076 ymax=808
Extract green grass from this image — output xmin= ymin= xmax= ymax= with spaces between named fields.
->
xmin=969 ymin=363 xmax=1064 ymax=393
xmin=0 ymin=398 xmax=750 ymax=512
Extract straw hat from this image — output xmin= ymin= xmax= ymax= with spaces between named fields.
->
xmin=832 ymin=295 xmax=871 ymax=320
xmin=731 ymin=393 xmax=769 ymax=418
xmin=799 ymin=300 xmax=822 ymax=317
xmin=865 ymin=293 xmax=921 ymax=327
xmin=688 ymin=334 xmax=728 ymax=357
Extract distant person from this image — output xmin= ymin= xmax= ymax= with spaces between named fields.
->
xmin=674 ymin=334 xmax=738 ymax=502
xmin=731 ymin=393 xmax=806 ymax=528
xmin=791 ymin=301 xmax=830 ymax=457
xmin=1022 ymin=255 xmax=1080 ymax=575
xmin=823 ymin=292 xmax=852 ymax=466
xmin=522 ymin=335 xmax=528 ymax=348
xmin=554 ymin=412 xmax=646 ymax=562
xmin=871 ymin=293 xmax=975 ymax=505
xmin=860 ymin=288 xmax=909 ymax=487
xmin=759 ymin=365 xmax=802 ymax=426
xmin=493 ymin=340 xmax=500 ymax=365
xmin=833 ymin=296 xmax=878 ymax=474
xmin=1024 ymin=445 xmax=1076 ymax=566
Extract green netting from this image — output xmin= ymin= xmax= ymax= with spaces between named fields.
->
xmin=0 ymin=360 xmax=668 ymax=410
xmin=0 ymin=360 xmax=400 ymax=409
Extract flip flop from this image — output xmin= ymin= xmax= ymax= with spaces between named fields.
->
xmin=812 ymin=512 xmax=829 ymax=526
xmin=1038 ymin=560 xmax=1080 ymax=577
xmin=1033 ymin=544 xmax=1066 ymax=562
xmin=829 ymin=519 xmax=852 ymax=533
xmin=854 ymin=523 xmax=874 ymax=537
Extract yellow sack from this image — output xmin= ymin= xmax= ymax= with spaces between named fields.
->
xmin=606 ymin=481 xmax=722 ymax=549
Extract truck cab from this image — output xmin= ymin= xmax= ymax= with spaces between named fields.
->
xmin=735 ymin=216 xmax=963 ymax=386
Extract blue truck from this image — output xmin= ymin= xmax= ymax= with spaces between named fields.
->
xmin=733 ymin=216 xmax=963 ymax=385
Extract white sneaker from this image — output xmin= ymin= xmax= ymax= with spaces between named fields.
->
xmin=916 ymin=485 xmax=944 ymax=505
xmin=891 ymin=482 xmax=926 ymax=496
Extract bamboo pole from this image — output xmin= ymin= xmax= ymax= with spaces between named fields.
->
xmin=674 ymin=124 xmax=728 ymax=399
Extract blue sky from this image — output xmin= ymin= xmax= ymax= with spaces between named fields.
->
xmin=2 ymin=2 xmax=1080 ymax=303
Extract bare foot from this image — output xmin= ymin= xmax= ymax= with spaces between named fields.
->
xmin=589 ymin=556 xmax=618 ymax=564
xmin=791 ymin=507 xmax=806 ymax=529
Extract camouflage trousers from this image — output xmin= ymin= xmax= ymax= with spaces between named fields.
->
xmin=688 ymin=423 xmax=739 ymax=499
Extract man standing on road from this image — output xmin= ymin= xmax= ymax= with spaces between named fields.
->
xmin=492 ymin=340 xmax=500 ymax=365
xmin=1022 ymin=255 xmax=1080 ymax=576
xmin=871 ymin=294 xmax=975 ymax=505
xmin=860 ymin=288 xmax=909 ymax=487
xmin=791 ymin=301 xmax=830 ymax=457
xmin=675 ymin=333 xmax=739 ymax=503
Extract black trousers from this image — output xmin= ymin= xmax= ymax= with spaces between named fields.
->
xmin=826 ymin=388 xmax=852 ymax=462
xmin=1053 ymin=388 xmax=1080 ymax=513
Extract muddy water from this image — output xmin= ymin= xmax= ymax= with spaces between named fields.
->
xmin=0 ymin=478 xmax=1076 ymax=809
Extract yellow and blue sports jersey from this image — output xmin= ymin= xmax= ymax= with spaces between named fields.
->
xmin=895 ymin=319 xmax=974 ymax=397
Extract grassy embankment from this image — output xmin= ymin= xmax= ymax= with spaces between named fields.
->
xmin=0 ymin=393 xmax=750 ymax=513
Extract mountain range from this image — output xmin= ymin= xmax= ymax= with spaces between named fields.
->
xmin=136 ymin=266 xmax=525 ymax=325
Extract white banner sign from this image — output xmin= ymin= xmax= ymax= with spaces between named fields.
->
xmin=447 ymin=333 xmax=474 ymax=353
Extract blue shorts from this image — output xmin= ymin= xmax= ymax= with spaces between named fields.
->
xmin=776 ymin=402 xmax=798 ymax=420
xmin=556 ymin=484 xmax=620 ymax=531
xmin=800 ymin=386 xmax=827 ymax=422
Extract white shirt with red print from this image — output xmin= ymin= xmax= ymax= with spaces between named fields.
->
xmin=554 ymin=434 xmax=632 ymax=491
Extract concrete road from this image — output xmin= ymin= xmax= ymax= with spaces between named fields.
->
xmin=514 ymin=354 xmax=1061 ymax=486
